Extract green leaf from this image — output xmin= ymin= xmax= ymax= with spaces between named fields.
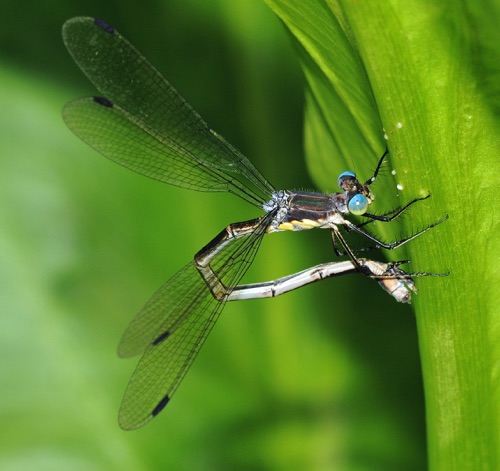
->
xmin=264 ymin=0 xmax=500 ymax=469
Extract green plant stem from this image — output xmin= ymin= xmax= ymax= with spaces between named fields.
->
xmin=263 ymin=0 xmax=500 ymax=469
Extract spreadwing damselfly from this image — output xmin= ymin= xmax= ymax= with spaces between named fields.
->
xmin=62 ymin=17 xmax=447 ymax=429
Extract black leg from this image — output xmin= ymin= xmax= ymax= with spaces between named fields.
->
xmin=345 ymin=213 xmax=449 ymax=250
xmin=360 ymin=194 xmax=431 ymax=226
xmin=364 ymin=147 xmax=389 ymax=186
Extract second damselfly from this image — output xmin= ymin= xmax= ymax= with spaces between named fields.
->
xmin=62 ymin=17 xmax=447 ymax=430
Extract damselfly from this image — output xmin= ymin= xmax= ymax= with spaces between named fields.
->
xmin=62 ymin=17 xmax=447 ymax=430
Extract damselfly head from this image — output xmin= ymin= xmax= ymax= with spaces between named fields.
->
xmin=337 ymin=171 xmax=357 ymax=191
xmin=337 ymin=171 xmax=374 ymax=216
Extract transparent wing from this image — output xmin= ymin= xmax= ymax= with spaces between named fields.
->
xmin=62 ymin=17 xmax=274 ymax=206
xmin=117 ymin=213 xmax=272 ymax=430
xmin=63 ymin=97 xmax=246 ymax=195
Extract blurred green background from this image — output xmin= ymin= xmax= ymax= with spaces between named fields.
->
xmin=0 ymin=0 xmax=427 ymax=470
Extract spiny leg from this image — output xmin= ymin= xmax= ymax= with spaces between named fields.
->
xmin=329 ymin=224 xmax=371 ymax=258
xmin=364 ymin=148 xmax=389 ymax=186
xmin=343 ymin=213 xmax=448 ymax=250
xmin=330 ymin=223 xmax=382 ymax=257
xmin=360 ymin=194 xmax=431 ymax=226
xmin=328 ymin=222 xmax=449 ymax=302
xmin=328 ymin=224 xmax=371 ymax=273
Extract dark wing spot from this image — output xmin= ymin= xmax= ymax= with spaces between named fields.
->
xmin=152 ymin=394 xmax=170 ymax=417
xmin=152 ymin=330 xmax=170 ymax=345
xmin=93 ymin=96 xmax=113 ymax=107
xmin=94 ymin=18 xmax=115 ymax=34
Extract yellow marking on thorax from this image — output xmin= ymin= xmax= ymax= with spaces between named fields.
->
xmin=299 ymin=219 xmax=321 ymax=228
xmin=277 ymin=219 xmax=321 ymax=231
xmin=277 ymin=222 xmax=295 ymax=231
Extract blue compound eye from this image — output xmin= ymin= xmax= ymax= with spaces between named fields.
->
xmin=348 ymin=193 xmax=369 ymax=215
xmin=338 ymin=171 xmax=356 ymax=189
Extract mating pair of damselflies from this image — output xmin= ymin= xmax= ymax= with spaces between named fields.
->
xmin=62 ymin=17 xmax=447 ymax=430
